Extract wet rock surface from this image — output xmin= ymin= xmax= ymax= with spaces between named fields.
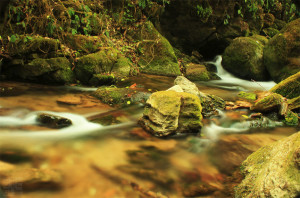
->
xmin=37 ymin=113 xmax=72 ymax=129
xmin=264 ymin=19 xmax=300 ymax=83
xmin=235 ymin=132 xmax=300 ymax=198
xmin=139 ymin=90 xmax=203 ymax=137
xmin=222 ymin=36 xmax=269 ymax=81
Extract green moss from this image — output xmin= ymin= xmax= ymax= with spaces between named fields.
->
xmin=287 ymin=96 xmax=300 ymax=110
xmin=136 ymin=21 xmax=181 ymax=76
xmin=19 ymin=57 xmax=75 ymax=84
xmin=251 ymin=93 xmax=283 ymax=112
xmin=222 ymin=36 xmax=267 ymax=80
xmin=185 ymin=64 xmax=211 ymax=81
xmin=238 ymin=91 xmax=257 ymax=101
xmin=264 ymin=19 xmax=300 ymax=83
xmin=63 ymin=34 xmax=104 ymax=54
xmin=93 ymin=87 xmax=133 ymax=105
xmin=262 ymin=27 xmax=279 ymax=38
xmin=8 ymin=36 xmax=60 ymax=58
xmin=89 ymin=74 xmax=116 ymax=86
xmin=270 ymin=72 xmax=300 ymax=99
xmin=75 ymin=48 xmax=131 ymax=84
xmin=284 ymin=110 xmax=299 ymax=126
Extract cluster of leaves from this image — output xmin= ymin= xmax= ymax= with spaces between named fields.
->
xmin=196 ymin=4 xmax=213 ymax=22
xmin=241 ymin=0 xmax=298 ymax=21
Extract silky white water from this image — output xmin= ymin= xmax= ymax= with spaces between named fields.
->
xmin=0 ymin=111 xmax=135 ymax=146
xmin=204 ymin=55 xmax=276 ymax=91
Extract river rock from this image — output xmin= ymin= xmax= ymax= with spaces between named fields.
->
xmin=0 ymin=167 xmax=62 ymax=191
xmin=75 ymin=48 xmax=132 ymax=84
xmin=133 ymin=21 xmax=181 ymax=77
xmin=209 ymin=133 xmax=284 ymax=175
xmin=222 ymin=36 xmax=269 ymax=81
xmin=251 ymin=93 xmax=284 ymax=112
xmin=264 ymin=19 xmax=300 ymax=83
xmin=185 ymin=63 xmax=212 ymax=81
xmin=5 ymin=57 xmax=75 ymax=84
xmin=37 ymin=113 xmax=72 ymax=129
xmin=138 ymin=91 xmax=203 ymax=137
xmin=270 ymin=71 xmax=300 ymax=99
xmin=235 ymin=132 xmax=300 ymax=198
xmin=174 ymin=76 xmax=225 ymax=116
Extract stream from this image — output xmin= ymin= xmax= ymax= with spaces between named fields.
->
xmin=0 ymin=56 xmax=298 ymax=198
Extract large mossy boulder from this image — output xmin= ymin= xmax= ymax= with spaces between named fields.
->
xmin=138 ymin=91 xmax=203 ymax=137
xmin=7 ymin=36 xmax=60 ymax=58
xmin=270 ymin=71 xmax=300 ymax=99
xmin=222 ymin=36 xmax=269 ymax=81
xmin=264 ymin=19 xmax=300 ymax=83
xmin=75 ymin=48 xmax=132 ymax=84
xmin=134 ymin=21 xmax=181 ymax=76
xmin=235 ymin=132 xmax=300 ymax=198
xmin=7 ymin=57 xmax=75 ymax=84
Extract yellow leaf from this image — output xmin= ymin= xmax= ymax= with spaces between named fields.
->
xmin=242 ymin=115 xmax=249 ymax=119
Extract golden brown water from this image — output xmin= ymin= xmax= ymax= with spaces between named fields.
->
xmin=0 ymin=76 xmax=298 ymax=198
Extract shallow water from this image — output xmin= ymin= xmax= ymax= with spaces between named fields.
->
xmin=0 ymin=60 xmax=298 ymax=198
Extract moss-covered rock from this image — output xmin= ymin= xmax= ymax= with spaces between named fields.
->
xmin=284 ymin=110 xmax=299 ymax=126
xmin=262 ymin=27 xmax=279 ymax=38
xmin=264 ymin=19 xmax=300 ymax=83
xmin=238 ymin=91 xmax=257 ymax=101
xmin=288 ymin=96 xmax=300 ymax=111
xmin=75 ymin=48 xmax=132 ymax=84
xmin=270 ymin=71 xmax=300 ymax=99
xmin=251 ymin=93 xmax=283 ymax=112
xmin=134 ymin=21 xmax=181 ymax=76
xmin=185 ymin=63 xmax=217 ymax=81
xmin=89 ymin=74 xmax=116 ymax=86
xmin=222 ymin=36 xmax=269 ymax=81
xmin=173 ymin=76 xmax=225 ymax=117
xmin=235 ymin=132 xmax=300 ymax=198
xmin=8 ymin=36 xmax=60 ymax=58
xmin=138 ymin=91 xmax=203 ymax=137
xmin=12 ymin=57 xmax=75 ymax=84
xmin=63 ymin=34 xmax=104 ymax=54
xmin=93 ymin=87 xmax=133 ymax=105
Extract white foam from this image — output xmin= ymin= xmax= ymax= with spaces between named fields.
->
xmin=205 ymin=55 xmax=276 ymax=91
xmin=0 ymin=111 xmax=135 ymax=145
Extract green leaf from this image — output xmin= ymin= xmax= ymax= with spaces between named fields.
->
xmin=26 ymin=36 xmax=32 ymax=40
xmin=105 ymin=30 xmax=109 ymax=38
xmin=72 ymin=29 xmax=77 ymax=35
xmin=10 ymin=35 xmax=17 ymax=43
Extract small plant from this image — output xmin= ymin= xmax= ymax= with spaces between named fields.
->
xmin=196 ymin=4 xmax=212 ymax=22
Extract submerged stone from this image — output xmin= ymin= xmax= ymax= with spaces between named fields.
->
xmin=235 ymin=132 xmax=300 ymax=198
xmin=139 ymin=91 xmax=203 ymax=137
xmin=37 ymin=113 xmax=72 ymax=129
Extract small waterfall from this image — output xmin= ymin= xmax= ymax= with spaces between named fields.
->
xmin=204 ymin=56 xmax=276 ymax=91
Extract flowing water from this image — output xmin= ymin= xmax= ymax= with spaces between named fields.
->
xmin=0 ymin=57 xmax=297 ymax=198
